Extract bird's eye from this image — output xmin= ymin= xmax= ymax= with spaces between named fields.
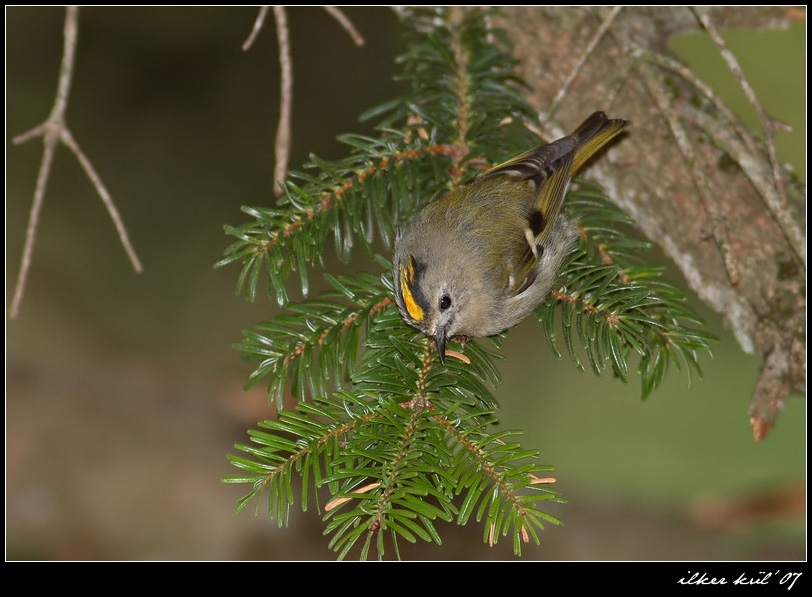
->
xmin=439 ymin=295 xmax=452 ymax=311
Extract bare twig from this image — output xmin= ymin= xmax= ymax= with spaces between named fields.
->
xmin=691 ymin=6 xmax=804 ymax=269
xmin=240 ymin=6 xmax=289 ymax=195
xmin=639 ymin=48 xmax=760 ymax=158
xmin=10 ymin=123 xmax=58 ymax=320
xmin=686 ymin=106 xmax=805 ymax=255
xmin=242 ymin=7 xmax=366 ymax=197
xmin=10 ymin=7 xmax=142 ymax=319
xmin=9 ymin=4 xmax=78 ymax=320
xmin=638 ymin=60 xmax=741 ymax=285
xmin=61 ymin=129 xmax=143 ymax=273
xmin=242 ymin=6 xmax=270 ymax=51
xmin=543 ymin=5 xmax=622 ymax=123
xmin=749 ymin=344 xmax=792 ymax=441
xmin=272 ymin=6 xmax=292 ymax=197
xmin=640 ymin=46 xmax=803 ymax=255
xmin=324 ymin=6 xmax=366 ymax=46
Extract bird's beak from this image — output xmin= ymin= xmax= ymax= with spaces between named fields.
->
xmin=433 ymin=326 xmax=447 ymax=365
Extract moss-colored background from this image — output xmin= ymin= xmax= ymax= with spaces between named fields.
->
xmin=6 ymin=7 xmax=805 ymax=560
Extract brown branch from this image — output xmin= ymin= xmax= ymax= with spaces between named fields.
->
xmin=10 ymin=122 xmax=58 ymax=320
xmin=240 ymin=6 xmax=291 ymax=197
xmin=638 ymin=48 xmax=760 ymax=158
xmin=691 ymin=6 xmax=805 ymax=269
xmin=10 ymin=6 xmax=142 ymax=319
xmin=491 ymin=6 xmax=804 ymax=438
xmin=544 ymin=6 xmax=623 ymax=123
xmin=243 ymin=7 xmax=366 ymax=198
xmin=60 ymin=129 xmax=142 ymax=274
xmin=749 ymin=345 xmax=792 ymax=441
xmin=323 ymin=6 xmax=366 ymax=47
xmin=242 ymin=6 xmax=270 ymax=51
xmin=272 ymin=6 xmax=292 ymax=198
xmin=684 ymin=106 xmax=803 ymax=247
xmin=635 ymin=43 xmax=804 ymax=298
xmin=637 ymin=60 xmax=742 ymax=286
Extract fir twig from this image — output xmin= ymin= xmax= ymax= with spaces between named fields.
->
xmin=222 ymin=7 xmax=715 ymax=559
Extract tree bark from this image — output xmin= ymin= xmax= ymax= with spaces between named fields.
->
xmin=489 ymin=6 xmax=806 ymax=439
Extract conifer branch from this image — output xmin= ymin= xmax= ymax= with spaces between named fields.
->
xmin=222 ymin=6 xmax=715 ymax=559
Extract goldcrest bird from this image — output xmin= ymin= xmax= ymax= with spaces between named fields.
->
xmin=393 ymin=110 xmax=628 ymax=363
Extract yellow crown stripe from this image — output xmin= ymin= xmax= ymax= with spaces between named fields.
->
xmin=400 ymin=262 xmax=424 ymax=322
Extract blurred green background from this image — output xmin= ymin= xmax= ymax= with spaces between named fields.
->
xmin=6 ymin=7 xmax=805 ymax=560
